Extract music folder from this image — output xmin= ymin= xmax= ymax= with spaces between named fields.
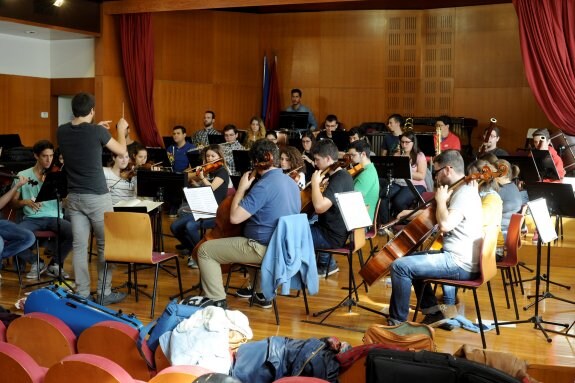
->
xmin=335 ymin=191 xmax=372 ymax=231
xmin=113 ymin=199 xmax=163 ymax=213
xmin=182 ymin=186 xmax=218 ymax=221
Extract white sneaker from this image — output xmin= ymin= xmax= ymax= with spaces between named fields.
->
xmin=26 ymin=261 xmax=48 ymax=280
xmin=46 ymin=264 xmax=70 ymax=279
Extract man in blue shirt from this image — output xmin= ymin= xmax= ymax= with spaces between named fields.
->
xmin=285 ymin=88 xmax=317 ymax=131
xmin=166 ymin=125 xmax=195 ymax=173
xmin=197 ymin=139 xmax=301 ymax=309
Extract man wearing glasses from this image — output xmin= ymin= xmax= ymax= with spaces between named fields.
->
xmin=220 ymin=124 xmax=246 ymax=176
xmin=478 ymin=126 xmax=508 ymax=157
xmin=435 ymin=115 xmax=461 ymax=152
xmin=387 ymin=150 xmax=483 ymax=328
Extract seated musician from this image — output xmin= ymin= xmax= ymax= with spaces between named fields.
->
xmin=435 ymin=115 xmax=461 ymax=152
xmin=379 ymin=131 xmax=428 ymax=224
xmin=280 ymin=146 xmax=306 ymax=189
xmin=301 ymin=131 xmax=316 ymax=181
xmin=196 ymin=139 xmax=300 ymax=309
xmin=220 ymin=124 xmax=246 ymax=177
xmin=495 ymin=159 xmax=523 ymax=256
xmin=347 ymin=140 xmax=380 ymax=222
xmin=243 ymin=116 xmax=267 ymax=150
xmin=531 ymin=128 xmax=565 ymax=179
xmin=103 ymin=152 xmax=137 ymax=205
xmin=131 ymin=144 xmax=148 ymax=167
xmin=167 ymin=125 xmax=195 ymax=173
xmin=388 ymin=150 xmax=483 ymax=327
xmin=380 ymin=114 xmax=403 ymax=156
xmin=478 ymin=126 xmax=508 ymax=156
xmin=310 ymin=140 xmax=354 ymax=277
xmin=11 ymin=140 xmax=72 ymax=279
xmin=171 ymin=145 xmax=230 ymax=269
xmin=316 ymin=114 xmax=340 ymax=141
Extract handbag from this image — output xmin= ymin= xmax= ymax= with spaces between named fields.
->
xmin=363 ymin=321 xmax=437 ymax=352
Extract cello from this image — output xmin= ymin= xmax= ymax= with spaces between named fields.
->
xmin=359 ymin=163 xmax=507 ymax=286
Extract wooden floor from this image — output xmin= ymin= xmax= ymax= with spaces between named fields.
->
xmin=1 ymin=216 xmax=574 ymax=369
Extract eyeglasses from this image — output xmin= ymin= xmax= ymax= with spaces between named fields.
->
xmin=400 ymin=140 xmax=413 ymax=144
xmin=432 ymin=165 xmax=449 ymax=178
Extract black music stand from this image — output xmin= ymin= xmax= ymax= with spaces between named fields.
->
xmin=186 ymin=150 xmax=202 ymax=168
xmin=415 ymin=133 xmax=436 ymax=157
xmin=499 ymin=155 xmax=541 ymax=184
xmin=26 ymin=171 xmax=74 ymax=290
xmin=145 ymin=147 xmax=172 ymax=168
xmin=371 ymin=156 xmax=411 ymax=224
xmin=531 ymin=149 xmax=561 ymax=181
xmin=497 ymin=198 xmax=568 ymax=343
xmin=207 ymin=134 xmax=225 ymax=145
xmin=279 ymin=111 xmax=309 ymax=132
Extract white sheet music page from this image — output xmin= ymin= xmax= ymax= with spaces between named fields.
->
xmin=527 ymin=198 xmax=558 ymax=244
xmin=335 ymin=191 xmax=372 ymax=231
xmin=183 ymin=186 xmax=218 ymax=220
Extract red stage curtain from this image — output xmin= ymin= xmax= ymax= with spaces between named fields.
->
xmin=513 ymin=0 xmax=575 ymax=135
xmin=264 ymin=56 xmax=281 ymax=130
xmin=118 ymin=13 xmax=163 ymax=147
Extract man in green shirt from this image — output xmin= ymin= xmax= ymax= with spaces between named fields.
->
xmin=348 ymin=140 xmax=380 ymax=221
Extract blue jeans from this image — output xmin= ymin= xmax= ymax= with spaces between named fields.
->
xmin=0 ymin=220 xmax=36 ymax=260
xmin=389 ymin=250 xmax=478 ymax=322
xmin=310 ymin=224 xmax=338 ymax=268
xmin=16 ymin=216 xmax=73 ymax=265
xmin=170 ymin=214 xmax=215 ymax=249
xmin=380 ymin=183 xmax=426 ymax=223
xmin=66 ymin=193 xmax=113 ymax=297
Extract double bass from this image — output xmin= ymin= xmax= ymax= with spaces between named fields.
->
xmin=359 ymin=163 xmax=507 ymax=286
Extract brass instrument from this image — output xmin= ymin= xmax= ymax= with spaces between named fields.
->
xmin=435 ymin=125 xmax=442 ymax=156
xmin=404 ymin=117 xmax=414 ymax=131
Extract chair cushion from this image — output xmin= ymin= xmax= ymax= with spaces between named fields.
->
xmin=151 ymin=251 xmax=179 ymax=264
xmin=0 ymin=342 xmax=47 ymax=383
xmin=424 ymin=277 xmax=483 ymax=289
xmin=34 ymin=230 xmax=57 ymax=238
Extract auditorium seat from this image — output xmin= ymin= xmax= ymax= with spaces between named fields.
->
xmin=0 ymin=341 xmax=47 ymax=383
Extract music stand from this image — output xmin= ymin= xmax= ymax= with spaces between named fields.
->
xmin=415 ymin=133 xmax=436 ymax=157
xmin=145 ymin=147 xmax=172 ymax=168
xmin=531 ymin=149 xmax=560 ymax=181
xmin=497 ymin=198 xmax=568 ymax=343
xmin=498 ymin=156 xmax=541 ymax=184
xmin=279 ymin=111 xmax=309 ymax=132
xmin=371 ymin=155 xmax=411 ymax=223
xmin=232 ymin=150 xmax=252 ymax=175
xmin=27 ymin=171 xmax=74 ymax=290
xmin=207 ymin=134 xmax=225 ymax=145
xmin=186 ymin=150 xmax=202 ymax=168
xmin=302 ymin=191 xmax=387 ymax=331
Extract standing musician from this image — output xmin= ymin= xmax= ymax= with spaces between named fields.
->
xmin=280 ymin=146 xmax=306 ymax=189
xmin=388 ymin=150 xmax=483 ymax=327
xmin=103 ymin=152 xmax=137 ymax=205
xmin=435 ymin=115 xmax=461 ymax=152
xmin=347 ymin=140 xmax=380 ymax=222
xmin=57 ymin=92 xmax=128 ymax=304
xmin=243 ymin=116 xmax=267 ymax=150
xmin=196 ymin=139 xmax=301 ymax=309
xmin=171 ymin=145 xmax=230 ymax=268
xmin=310 ymin=140 xmax=354 ymax=277
xmin=379 ymin=131 xmax=428 ymax=224
xmin=12 ymin=140 xmax=73 ymax=279
xmin=380 ymin=114 xmax=404 ymax=156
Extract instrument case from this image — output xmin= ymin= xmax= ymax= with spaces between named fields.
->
xmin=366 ymin=348 xmax=521 ymax=383
xmin=24 ymin=285 xmax=142 ymax=336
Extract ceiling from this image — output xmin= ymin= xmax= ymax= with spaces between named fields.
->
xmin=0 ymin=19 xmax=93 ymax=40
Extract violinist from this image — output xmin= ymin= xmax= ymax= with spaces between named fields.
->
xmin=301 ymin=131 xmax=316 ymax=181
xmin=103 ymin=152 xmax=137 ymax=205
xmin=379 ymin=131 xmax=428 ymax=224
xmin=280 ymin=146 xmax=306 ymax=189
xmin=196 ymin=139 xmax=300 ymax=309
xmin=131 ymin=144 xmax=148 ymax=167
xmin=387 ymin=150 xmax=483 ymax=328
xmin=347 ymin=140 xmax=380 ymax=221
xmin=478 ymin=126 xmax=508 ymax=157
xmin=310 ymin=140 xmax=354 ymax=277
xmin=243 ymin=116 xmax=267 ymax=150
xmin=316 ymin=114 xmax=340 ymax=141
xmin=170 ymin=145 xmax=230 ymax=269
xmin=11 ymin=140 xmax=73 ymax=279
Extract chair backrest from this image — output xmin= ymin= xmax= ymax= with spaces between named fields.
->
xmin=6 ymin=312 xmax=77 ymax=368
xmin=77 ymin=320 xmax=153 ymax=381
xmin=351 ymin=227 xmax=366 ymax=253
xmin=479 ymin=225 xmax=499 ymax=284
xmin=44 ymin=353 xmax=136 ymax=383
xmin=149 ymin=365 xmax=212 ymax=383
xmin=0 ymin=341 xmax=47 ymax=383
xmin=104 ymin=212 xmax=153 ymax=263
xmin=0 ymin=320 xmax=6 ymax=342
xmin=503 ymin=213 xmax=525 ymax=266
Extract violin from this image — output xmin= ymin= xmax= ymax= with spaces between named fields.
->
xmin=192 ymin=158 xmax=224 ymax=177
xmin=300 ymin=155 xmax=351 ymax=214
xmin=347 ymin=163 xmax=364 ymax=178
xmin=0 ymin=171 xmax=39 ymax=186
xmin=119 ymin=162 xmax=136 ymax=181
xmin=286 ymin=165 xmax=304 ymax=183
xmin=359 ymin=163 xmax=508 ymax=286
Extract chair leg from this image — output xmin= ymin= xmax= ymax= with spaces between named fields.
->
xmin=500 ymin=269 xmax=510 ymax=309
xmin=99 ymin=263 xmax=109 ymax=305
xmin=151 ymin=264 xmax=160 ymax=318
xmin=35 ymin=239 xmax=41 ymax=281
xmin=357 ymin=250 xmax=368 ymax=293
xmin=224 ymin=266 xmax=233 ymax=294
xmin=133 ymin=264 xmax=139 ymax=302
xmin=472 ymin=289 xmax=487 ymax=349
xmin=175 ymin=257 xmax=184 ymax=300
xmin=506 ymin=268 xmax=519 ymax=320
xmin=487 ymin=281 xmax=500 ymax=335
xmin=272 ymin=299 xmax=279 ymax=325
xmin=14 ymin=255 xmax=23 ymax=288
xmin=514 ymin=265 xmax=525 ymax=296
xmin=127 ymin=264 xmax=132 ymax=296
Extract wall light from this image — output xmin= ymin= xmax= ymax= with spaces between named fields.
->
xmin=53 ymin=0 xmax=64 ymax=7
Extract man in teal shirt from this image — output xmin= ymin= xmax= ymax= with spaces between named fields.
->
xmin=348 ymin=140 xmax=380 ymax=221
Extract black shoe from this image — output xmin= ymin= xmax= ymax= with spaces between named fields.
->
xmin=212 ymin=299 xmax=228 ymax=309
xmin=175 ymin=243 xmax=187 ymax=250
xmin=236 ymin=287 xmax=254 ymax=298
xmin=438 ymin=322 xmax=454 ymax=331
xmin=421 ymin=311 xmax=448 ymax=328
xmin=253 ymin=293 xmax=272 ymax=309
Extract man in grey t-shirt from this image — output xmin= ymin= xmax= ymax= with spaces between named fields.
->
xmin=387 ymin=150 xmax=483 ymax=327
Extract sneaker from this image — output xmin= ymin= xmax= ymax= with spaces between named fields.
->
xmin=253 ymin=293 xmax=272 ymax=309
xmin=195 ymin=298 xmax=227 ymax=309
xmin=25 ymin=261 xmax=48 ymax=280
xmin=46 ymin=264 xmax=70 ymax=279
xmin=236 ymin=287 xmax=254 ymax=298
xmin=317 ymin=263 xmax=339 ymax=277
xmin=187 ymin=257 xmax=198 ymax=269
xmin=532 ymin=231 xmax=539 ymax=245
xmin=98 ymin=291 xmax=127 ymax=305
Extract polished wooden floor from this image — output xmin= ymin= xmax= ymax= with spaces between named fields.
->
xmin=1 ymin=217 xmax=574 ymax=369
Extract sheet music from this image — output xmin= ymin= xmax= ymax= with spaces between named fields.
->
xmin=183 ymin=186 xmax=218 ymax=220
xmin=114 ymin=199 xmax=163 ymax=213
xmin=335 ymin=191 xmax=372 ymax=231
xmin=527 ymin=198 xmax=558 ymax=244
